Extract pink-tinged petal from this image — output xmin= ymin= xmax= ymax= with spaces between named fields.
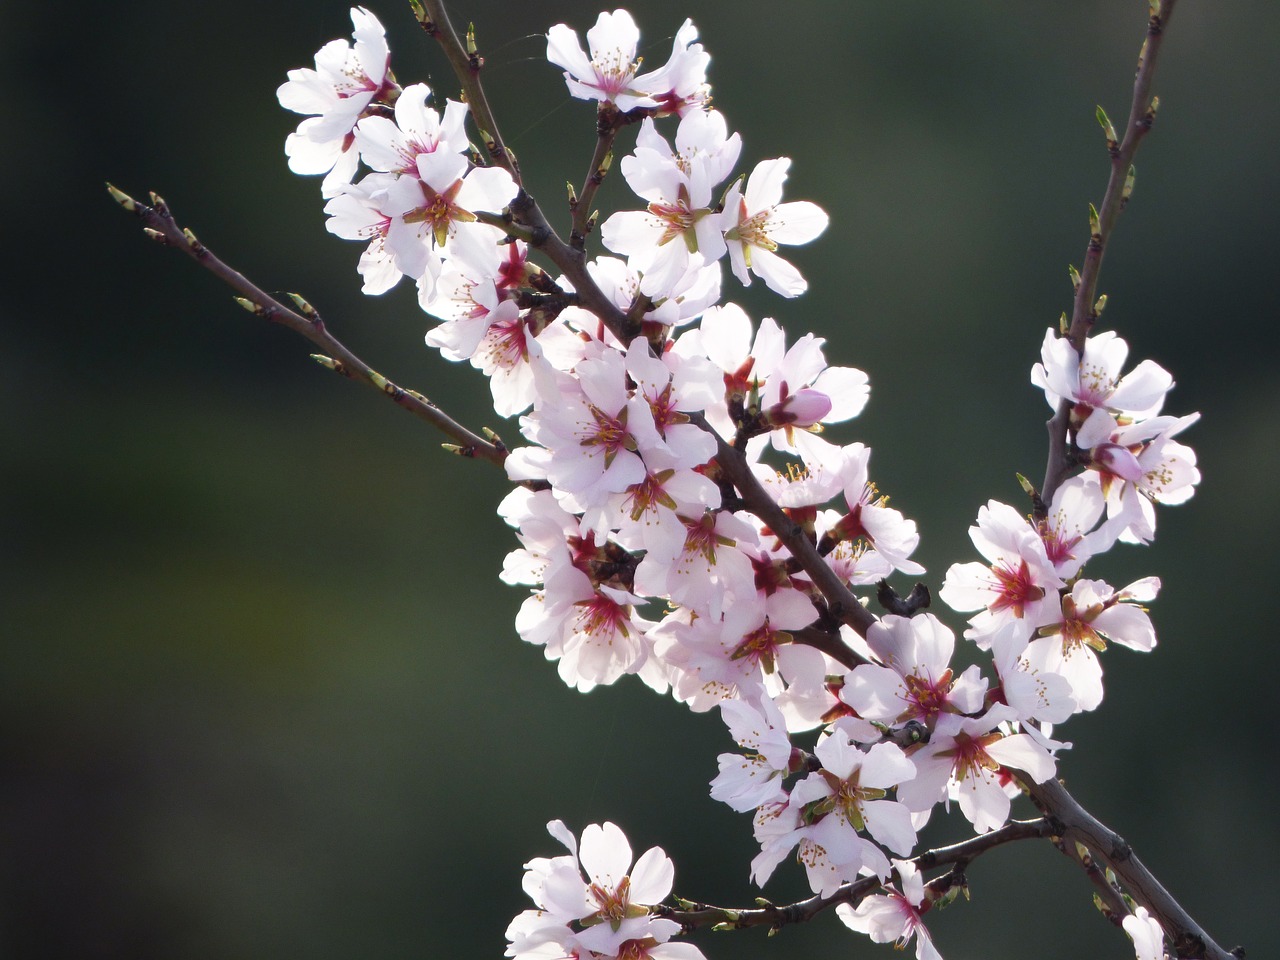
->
xmin=744 ymin=157 xmax=790 ymax=209
xmin=860 ymin=742 xmax=917 ymax=789
xmin=578 ymin=822 xmax=633 ymax=889
xmin=985 ymin=733 xmax=1056 ymax=783
xmin=750 ymin=246 xmax=808 ymax=298
xmin=1094 ymin=603 xmax=1157 ymax=651
xmin=458 ymin=166 xmax=520 ymax=212
xmin=1076 ymin=406 xmax=1118 ymax=449
xmin=628 ymin=846 xmax=675 ymax=904
xmin=812 ymin=365 xmax=870 ymax=421
xmin=1109 ymin=359 xmax=1173 ymax=416
xmin=545 ymin=24 xmax=595 ymax=79
xmin=938 ymin=561 xmax=997 ymax=612
xmin=861 ymin=799 xmax=918 ymax=855
xmin=768 ymin=200 xmax=830 ymax=244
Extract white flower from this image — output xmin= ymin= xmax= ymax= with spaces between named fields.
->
xmin=546 ymin=11 xmax=710 ymax=115
xmin=1030 ymin=328 xmax=1174 ymax=448
xmin=709 ymin=695 xmax=794 ymax=812
xmin=939 ymin=500 xmax=1066 ymax=647
xmin=721 ymin=158 xmax=829 ymax=297
xmin=1122 ymin=906 xmax=1169 ymax=960
xmin=277 ymin=7 xmax=396 ymax=197
xmin=837 ymin=859 xmax=943 ymax=960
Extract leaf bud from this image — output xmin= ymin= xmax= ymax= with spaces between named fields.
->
xmin=105 ymin=182 xmax=137 ymax=212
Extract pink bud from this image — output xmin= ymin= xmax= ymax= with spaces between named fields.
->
xmin=767 ymin=388 xmax=832 ymax=428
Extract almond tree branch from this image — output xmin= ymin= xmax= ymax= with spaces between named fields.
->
xmin=412 ymin=0 xmax=521 ymax=183
xmin=419 ymin=0 xmax=884 ymax=640
xmin=107 ymin=185 xmax=507 ymax=466
xmin=657 ymin=818 xmax=1054 ymax=933
xmin=1028 ymin=777 xmax=1242 ymax=960
xmin=571 ymin=107 xmax=627 ymax=246
xmin=1040 ymin=0 xmax=1176 ymax=508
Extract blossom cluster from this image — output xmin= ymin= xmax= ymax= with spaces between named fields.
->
xmin=277 ymin=9 xmax=1196 ymax=960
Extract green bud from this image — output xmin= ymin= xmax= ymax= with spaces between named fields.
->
xmin=1095 ymin=105 xmax=1118 ymax=146
xmin=234 ymin=297 xmax=262 ymax=315
xmin=1088 ymin=203 xmax=1100 ymax=237
xmin=105 ymin=182 xmax=137 ymax=212
xmin=286 ymin=293 xmax=321 ymax=322
xmin=1068 ymin=263 xmax=1082 ymax=291
xmin=1123 ymin=165 xmax=1137 ymax=202
xmin=309 ymin=354 xmax=338 ymax=370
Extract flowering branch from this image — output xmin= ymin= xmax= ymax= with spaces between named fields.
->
xmin=114 ymin=3 xmax=1242 ymax=960
xmin=106 ymin=185 xmax=507 ymax=465
xmin=1040 ymin=0 xmax=1177 ymax=507
xmin=657 ymin=818 xmax=1054 ymax=933
xmin=1028 ymin=778 xmax=1239 ymax=960
xmin=411 ymin=0 xmax=520 ymax=182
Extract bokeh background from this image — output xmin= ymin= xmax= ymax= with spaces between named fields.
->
xmin=5 ymin=1 xmax=1277 ymax=958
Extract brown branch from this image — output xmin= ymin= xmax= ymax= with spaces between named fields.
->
xmin=412 ymin=0 xmax=521 ymax=184
xmin=417 ymin=1 xmax=885 ymax=638
xmin=106 ymin=185 xmax=507 ymax=466
xmin=1028 ymin=777 xmax=1241 ymax=960
xmin=571 ymin=107 xmax=625 ymax=247
xmin=1040 ymin=0 xmax=1177 ymax=509
xmin=657 ymin=818 xmax=1053 ymax=933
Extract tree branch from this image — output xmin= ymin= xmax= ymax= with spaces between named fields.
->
xmin=412 ymin=0 xmax=521 ymax=184
xmin=417 ymin=0 xmax=886 ymax=640
xmin=657 ymin=818 xmax=1054 ymax=933
xmin=106 ymin=185 xmax=507 ymax=466
xmin=1040 ymin=0 xmax=1177 ymax=509
xmin=1028 ymin=777 xmax=1242 ymax=960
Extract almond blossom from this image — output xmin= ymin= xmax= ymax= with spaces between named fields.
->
xmin=939 ymin=501 xmax=1066 ymax=647
xmin=896 ymin=706 xmax=1060 ymax=833
xmin=837 ymin=859 xmax=943 ymax=960
xmin=721 ymin=158 xmax=830 ymax=297
xmin=277 ymin=7 xmax=397 ymax=197
xmin=546 ymin=11 xmax=709 ymax=115
xmin=1031 ymin=328 xmax=1174 ymax=448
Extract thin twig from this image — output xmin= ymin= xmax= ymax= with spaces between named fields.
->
xmin=657 ymin=818 xmax=1053 ymax=933
xmin=1040 ymin=0 xmax=1177 ymax=509
xmin=413 ymin=0 xmax=521 ymax=183
xmin=571 ymin=107 xmax=626 ymax=246
xmin=106 ymin=185 xmax=507 ymax=465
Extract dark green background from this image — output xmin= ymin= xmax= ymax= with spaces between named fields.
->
xmin=5 ymin=2 xmax=1275 ymax=958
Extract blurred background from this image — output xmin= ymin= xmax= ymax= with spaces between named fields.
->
xmin=4 ymin=1 xmax=1276 ymax=957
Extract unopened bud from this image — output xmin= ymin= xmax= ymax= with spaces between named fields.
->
xmin=234 ymin=297 xmax=262 ymax=315
xmin=1068 ymin=264 xmax=1081 ymax=291
xmin=105 ymin=182 xmax=137 ymax=212
xmin=1122 ymin=165 xmax=1137 ymax=202
xmin=309 ymin=353 xmax=338 ymax=370
xmin=143 ymin=227 xmax=168 ymax=245
xmin=1094 ymin=294 xmax=1108 ymax=315
xmin=287 ymin=292 xmax=320 ymax=321
xmin=1059 ymin=311 xmax=1069 ymax=335
xmin=1095 ymin=105 xmax=1118 ymax=147
xmin=1088 ymin=203 xmax=1100 ymax=237
xmin=764 ymin=388 xmax=832 ymax=429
